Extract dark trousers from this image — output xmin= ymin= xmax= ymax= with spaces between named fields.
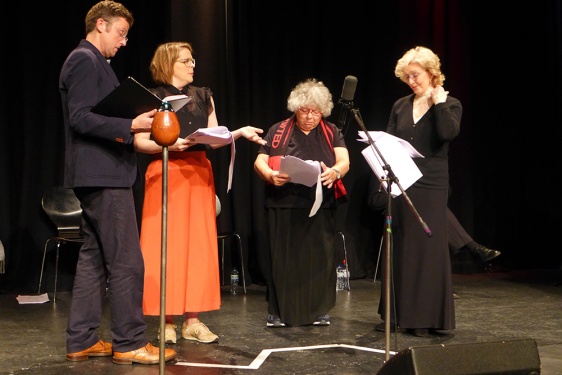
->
xmin=447 ymin=207 xmax=472 ymax=254
xmin=66 ymin=187 xmax=148 ymax=353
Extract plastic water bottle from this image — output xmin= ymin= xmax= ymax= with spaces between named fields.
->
xmin=230 ymin=267 xmax=239 ymax=295
xmin=336 ymin=264 xmax=345 ymax=291
xmin=342 ymin=259 xmax=350 ymax=290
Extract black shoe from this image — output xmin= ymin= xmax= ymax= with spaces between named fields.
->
xmin=471 ymin=245 xmax=501 ymax=262
xmin=375 ymin=322 xmax=398 ymax=332
xmin=313 ymin=314 xmax=330 ymax=326
xmin=406 ymin=328 xmax=428 ymax=337
xmin=266 ymin=314 xmax=285 ymax=328
xmin=429 ymin=328 xmax=453 ymax=336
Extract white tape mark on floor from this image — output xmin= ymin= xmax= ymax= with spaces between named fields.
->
xmin=175 ymin=343 xmax=396 ymax=369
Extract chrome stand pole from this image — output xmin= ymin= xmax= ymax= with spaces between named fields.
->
xmin=159 ymin=146 xmax=169 ymax=374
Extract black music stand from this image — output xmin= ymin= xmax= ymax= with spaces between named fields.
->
xmin=350 ymin=108 xmax=431 ymax=361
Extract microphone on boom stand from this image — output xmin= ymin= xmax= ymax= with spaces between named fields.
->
xmin=336 ymin=75 xmax=358 ymax=133
xmin=337 ymin=75 xmax=394 ymax=362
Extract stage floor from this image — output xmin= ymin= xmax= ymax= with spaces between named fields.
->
xmin=1 ymin=269 xmax=561 ymax=374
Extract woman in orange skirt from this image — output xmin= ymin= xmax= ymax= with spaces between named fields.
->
xmin=135 ymin=42 xmax=265 ymax=344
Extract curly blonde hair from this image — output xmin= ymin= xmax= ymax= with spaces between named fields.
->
xmin=395 ymin=46 xmax=445 ymax=86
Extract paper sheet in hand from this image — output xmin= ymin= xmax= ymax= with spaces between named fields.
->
xmin=359 ymin=131 xmax=423 ymax=197
xmin=92 ymin=76 xmax=192 ymax=118
xmin=184 ymin=126 xmax=235 ymax=192
xmin=279 ymin=155 xmax=321 ymax=187
xmin=185 ymin=126 xmax=233 ymax=145
xmin=279 ymin=156 xmax=323 ymax=217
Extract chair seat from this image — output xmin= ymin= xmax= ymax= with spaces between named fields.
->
xmin=39 ymin=186 xmax=84 ymax=302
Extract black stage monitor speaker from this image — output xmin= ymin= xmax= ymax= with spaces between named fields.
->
xmin=377 ymin=338 xmax=541 ymax=375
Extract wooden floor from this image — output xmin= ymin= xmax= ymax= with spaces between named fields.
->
xmin=1 ymin=268 xmax=561 ymax=374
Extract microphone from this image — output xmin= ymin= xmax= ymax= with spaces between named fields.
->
xmin=337 ymin=75 xmax=358 ymax=130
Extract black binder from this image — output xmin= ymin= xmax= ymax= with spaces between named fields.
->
xmin=91 ymin=77 xmax=191 ymax=119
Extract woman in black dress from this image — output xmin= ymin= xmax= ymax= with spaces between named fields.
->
xmin=378 ymin=46 xmax=462 ymax=337
xmin=254 ymin=78 xmax=350 ymax=327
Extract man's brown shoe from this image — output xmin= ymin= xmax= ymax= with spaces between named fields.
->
xmin=113 ymin=342 xmax=177 ymax=365
xmin=66 ymin=340 xmax=112 ymax=361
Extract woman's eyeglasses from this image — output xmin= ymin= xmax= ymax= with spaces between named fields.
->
xmin=177 ymin=58 xmax=196 ymax=68
xmin=298 ymin=107 xmax=322 ymax=116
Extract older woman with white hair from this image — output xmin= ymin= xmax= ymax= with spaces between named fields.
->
xmin=254 ymin=78 xmax=350 ymax=327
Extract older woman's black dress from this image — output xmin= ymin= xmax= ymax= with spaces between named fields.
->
xmin=258 ymin=117 xmax=347 ymax=326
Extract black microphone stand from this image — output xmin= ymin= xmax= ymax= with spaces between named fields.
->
xmin=350 ymin=108 xmax=431 ymax=362
xmin=337 ymin=99 xmax=354 ymax=135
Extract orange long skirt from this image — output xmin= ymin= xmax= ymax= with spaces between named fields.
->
xmin=140 ymin=151 xmax=220 ymax=316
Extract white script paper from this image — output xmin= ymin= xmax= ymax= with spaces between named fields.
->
xmin=279 ymin=155 xmax=322 ymax=217
xmin=162 ymin=94 xmax=191 ymax=112
xmin=358 ymin=131 xmax=423 ymax=197
xmin=186 ymin=126 xmax=233 ymax=145
xmin=186 ymin=126 xmax=235 ymax=192
xmin=358 ymin=131 xmax=424 ymax=158
xmin=279 ymin=155 xmax=321 ymax=187
xmin=17 ymin=293 xmax=49 ymax=304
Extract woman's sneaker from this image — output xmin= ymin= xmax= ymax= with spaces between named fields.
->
xmin=266 ymin=314 xmax=285 ymax=327
xmin=181 ymin=321 xmax=219 ymax=343
xmin=158 ymin=323 xmax=177 ymax=343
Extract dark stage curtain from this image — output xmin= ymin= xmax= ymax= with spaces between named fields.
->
xmin=1 ymin=0 xmax=561 ymax=293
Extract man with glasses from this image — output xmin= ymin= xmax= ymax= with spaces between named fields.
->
xmin=59 ymin=0 xmax=176 ymax=365
xmin=103 ymin=19 xmax=129 ymax=42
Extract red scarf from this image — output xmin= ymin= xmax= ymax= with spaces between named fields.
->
xmin=267 ymin=116 xmax=347 ymax=200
